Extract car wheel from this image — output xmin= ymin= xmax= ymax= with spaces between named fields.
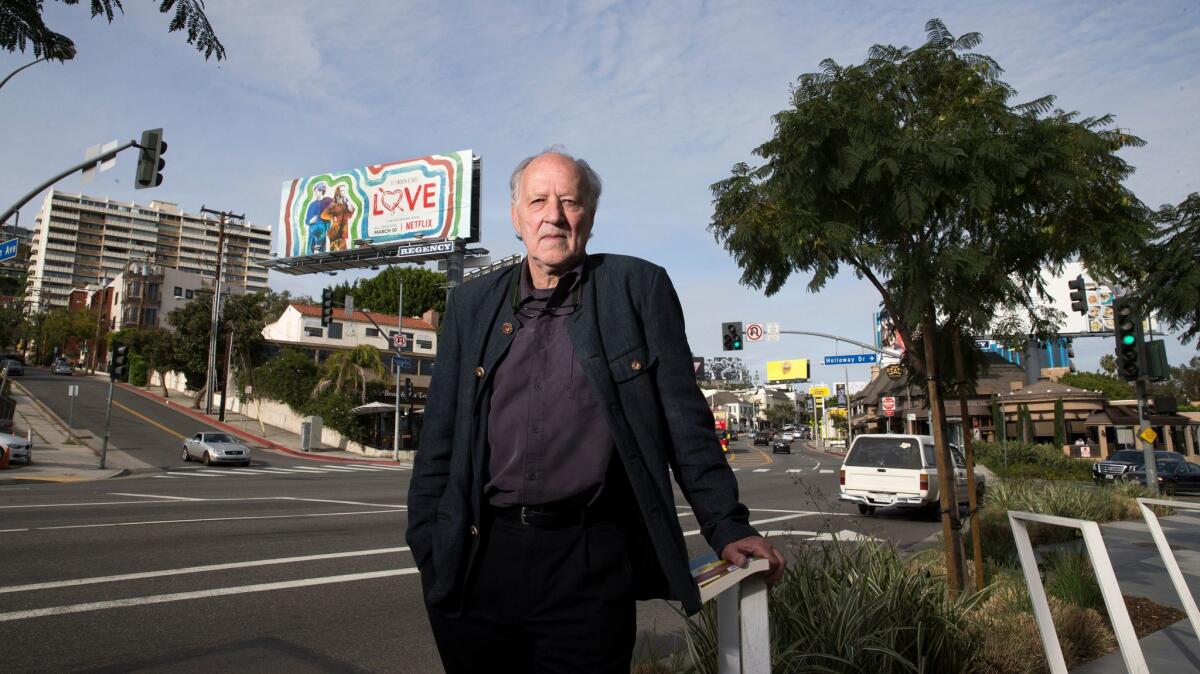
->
xmin=858 ymin=504 xmax=876 ymax=516
xmin=182 ymin=447 xmax=190 ymax=462
xmin=202 ymin=452 xmax=212 ymax=466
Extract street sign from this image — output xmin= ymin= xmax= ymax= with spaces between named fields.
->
xmin=68 ymin=385 xmax=79 ymax=397
xmin=745 ymin=323 xmax=764 ymax=342
xmin=809 ymin=385 xmax=831 ymax=398
xmin=1139 ymin=426 xmax=1158 ymax=445
xmin=881 ymin=396 xmax=896 ymax=413
xmin=393 ymin=240 xmax=456 ymax=259
xmin=906 ymin=413 xmax=916 ymax=422
xmin=884 ymin=363 xmax=904 ymax=380
xmin=391 ymin=355 xmax=414 ymax=373
xmin=692 ymin=356 xmax=705 ymax=380
xmin=823 ymin=353 xmax=878 ymax=365
xmin=392 ymin=333 xmax=407 ymax=349
xmin=885 ymin=409 xmax=895 ymax=417
xmin=766 ymin=322 xmax=780 ymax=342
xmin=0 ymin=238 xmax=18 ymax=262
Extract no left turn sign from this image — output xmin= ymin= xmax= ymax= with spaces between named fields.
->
xmin=745 ymin=323 xmax=764 ymax=342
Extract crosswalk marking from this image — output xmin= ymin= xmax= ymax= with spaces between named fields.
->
xmin=149 ymin=462 xmax=413 ymax=482
xmin=753 ymin=469 xmax=770 ymax=473
xmin=820 ymin=469 xmax=834 ymax=474
xmin=786 ymin=469 xmax=803 ymax=473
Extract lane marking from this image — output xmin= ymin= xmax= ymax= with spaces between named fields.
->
xmin=195 ymin=469 xmax=254 ymax=476
xmin=820 ymin=469 xmax=834 ymax=474
xmin=111 ymin=399 xmax=186 ymax=440
xmin=682 ymin=511 xmax=848 ymax=537
xmin=0 ymin=546 xmax=411 ymax=594
xmin=279 ymin=497 xmax=406 ymax=509
xmin=318 ymin=464 xmax=387 ymax=472
xmin=752 ymin=469 xmax=770 ymax=473
xmin=754 ymin=449 xmax=774 ymax=465
xmin=152 ymin=475 xmax=186 ymax=479
xmin=108 ymin=493 xmax=202 ymax=501
xmin=0 ymin=568 xmax=419 ymax=623
xmin=10 ymin=509 xmax=401 ymax=533
xmin=786 ymin=469 xmax=803 ymax=473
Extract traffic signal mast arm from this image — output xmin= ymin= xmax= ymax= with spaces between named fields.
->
xmin=771 ymin=328 xmax=904 ymax=359
xmin=0 ymin=139 xmax=140 ymax=226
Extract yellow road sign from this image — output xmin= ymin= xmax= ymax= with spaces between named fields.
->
xmin=1139 ymin=427 xmax=1157 ymax=445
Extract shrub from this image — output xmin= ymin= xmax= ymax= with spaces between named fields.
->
xmin=672 ymin=543 xmax=984 ymax=673
xmin=301 ymin=389 xmax=368 ymax=444
xmin=248 ymin=349 xmax=319 ymax=410
xmin=128 ymin=354 xmax=148 ymax=386
xmin=1043 ymin=549 xmax=1104 ymax=613
xmin=974 ymin=440 xmax=1092 ymax=481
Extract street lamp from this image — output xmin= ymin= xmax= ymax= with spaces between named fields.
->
xmin=0 ymin=41 xmax=77 ymax=91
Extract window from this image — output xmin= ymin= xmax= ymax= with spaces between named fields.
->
xmin=185 ymin=289 xmax=194 ymax=299
xmin=417 ymin=339 xmax=433 ymax=350
xmin=365 ymin=327 xmax=379 ymax=337
xmin=304 ymin=326 xmax=323 ymax=338
xmin=174 ymin=286 xmax=183 ymax=298
xmin=327 ymin=323 xmax=343 ymax=339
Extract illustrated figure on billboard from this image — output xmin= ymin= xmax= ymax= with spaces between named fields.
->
xmin=323 ymin=184 xmax=354 ymax=251
xmin=305 ymin=182 xmax=332 ymax=254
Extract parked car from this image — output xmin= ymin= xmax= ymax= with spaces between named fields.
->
xmin=182 ymin=432 xmax=252 ymax=466
xmin=1 ymin=359 xmax=23 ymax=376
xmin=1124 ymin=460 xmax=1200 ymax=496
xmin=839 ymin=434 xmax=984 ymax=517
xmin=780 ymin=431 xmax=795 ymax=443
xmin=0 ymin=430 xmax=32 ymax=464
xmin=51 ymin=359 xmax=73 ymax=375
xmin=1092 ymin=449 xmax=1184 ymax=484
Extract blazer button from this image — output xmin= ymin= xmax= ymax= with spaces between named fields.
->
xmin=469 ymin=525 xmax=479 ymax=536
xmin=475 ymin=366 xmax=485 ymax=378
xmin=501 ymin=322 xmax=513 ymax=335
xmin=631 ymin=359 xmax=643 ymax=371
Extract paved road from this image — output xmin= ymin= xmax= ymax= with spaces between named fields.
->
xmin=15 ymin=368 xmax=320 ymax=471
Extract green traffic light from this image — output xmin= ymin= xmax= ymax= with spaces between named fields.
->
xmin=1121 ymin=334 xmax=1136 ymax=346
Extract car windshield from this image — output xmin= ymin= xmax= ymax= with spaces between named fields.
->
xmin=1109 ymin=450 xmax=1145 ymax=462
xmin=204 ymin=433 xmax=234 ymax=443
xmin=1133 ymin=460 xmax=1183 ymax=473
xmin=845 ymin=437 xmax=923 ymax=469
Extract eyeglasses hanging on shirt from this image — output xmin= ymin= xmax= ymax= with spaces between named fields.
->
xmin=516 ymin=271 xmax=582 ymax=319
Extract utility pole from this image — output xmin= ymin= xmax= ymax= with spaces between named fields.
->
xmin=394 ymin=276 xmax=404 ymax=461
xmin=199 ymin=207 xmax=243 ymax=415
xmin=219 ymin=322 xmax=234 ymax=422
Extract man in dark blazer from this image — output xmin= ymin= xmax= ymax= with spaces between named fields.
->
xmin=407 ymin=150 xmax=784 ymax=673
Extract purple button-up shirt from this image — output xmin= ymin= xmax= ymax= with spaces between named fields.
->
xmin=484 ymin=262 xmax=614 ymax=507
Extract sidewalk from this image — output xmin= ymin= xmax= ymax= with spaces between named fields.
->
xmin=1070 ymin=512 xmax=1200 ymax=672
xmin=0 ymin=383 xmax=127 ymax=485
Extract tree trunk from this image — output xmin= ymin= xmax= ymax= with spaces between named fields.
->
xmin=192 ymin=372 xmax=208 ymax=409
xmin=952 ymin=328 xmax=985 ymax=592
xmin=922 ymin=312 xmax=965 ymax=596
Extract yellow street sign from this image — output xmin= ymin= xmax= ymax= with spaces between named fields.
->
xmin=1139 ymin=427 xmax=1157 ymax=445
xmin=809 ymin=385 xmax=831 ymax=398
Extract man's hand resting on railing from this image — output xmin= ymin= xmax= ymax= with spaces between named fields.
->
xmin=721 ymin=535 xmax=787 ymax=585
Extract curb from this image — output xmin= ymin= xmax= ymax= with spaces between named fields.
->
xmin=116 ymin=384 xmax=403 ymax=465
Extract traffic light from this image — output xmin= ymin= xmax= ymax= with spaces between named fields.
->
xmin=135 ymin=128 xmax=167 ymax=189
xmin=1113 ymin=298 xmax=1145 ymax=381
xmin=1067 ymin=274 xmax=1088 ymax=315
xmin=721 ymin=322 xmax=743 ymax=351
xmin=320 ymin=288 xmax=334 ymax=327
xmin=404 ymin=377 xmax=413 ymax=399
xmin=111 ymin=344 xmax=128 ymax=378
xmin=1145 ymin=339 xmax=1170 ymax=382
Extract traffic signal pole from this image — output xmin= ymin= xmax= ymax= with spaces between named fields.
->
xmin=0 ymin=140 xmax=138 ymax=227
xmin=100 ymin=377 xmax=115 ymax=469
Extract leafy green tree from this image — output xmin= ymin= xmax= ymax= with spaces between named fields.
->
xmin=38 ymin=307 xmax=95 ymax=363
xmin=1018 ymin=404 xmax=1033 ymax=443
xmin=1053 ymin=398 xmax=1066 ymax=448
xmin=1058 ymin=371 xmax=1134 ymax=401
xmin=766 ymin=405 xmax=793 ymax=430
xmin=247 ymin=349 xmax=319 ymax=410
xmin=709 ymin=18 xmax=1146 ymax=591
xmin=342 ymin=267 xmax=447 ymax=316
xmin=1133 ymin=193 xmax=1200 ymax=344
xmin=311 ymin=344 xmax=388 ymax=404
xmin=166 ymin=290 xmax=275 ymax=405
xmin=1 ymin=0 xmax=225 ymax=62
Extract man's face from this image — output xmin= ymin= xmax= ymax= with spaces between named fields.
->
xmin=511 ymin=154 xmax=594 ymax=280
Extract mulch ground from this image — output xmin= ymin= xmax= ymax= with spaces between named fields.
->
xmin=1123 ymin=594 xmax=1186 ymax=638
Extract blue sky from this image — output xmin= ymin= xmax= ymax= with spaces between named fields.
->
xmin=2 ymin=1 xmax=1197 ymax=387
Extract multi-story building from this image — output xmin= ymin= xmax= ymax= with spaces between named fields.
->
xmin=25 ymin=190 xmax=272 ymax=310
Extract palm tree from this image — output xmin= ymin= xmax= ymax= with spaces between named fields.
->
xmin=311 ymin=345 xmax=388 ymax=403
xmin=1099 ymin=355 xmax=1117 ymax=377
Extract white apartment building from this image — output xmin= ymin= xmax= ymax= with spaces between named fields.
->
xmin=104 ymin=264 xmax=230 ymax=331
xmin=26 ymin=190 xmax=272 ymax=310
xmin=262 ymin=304 xmax=440 ymax=391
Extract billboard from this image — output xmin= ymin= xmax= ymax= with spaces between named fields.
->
xmin=278 ymin=150 xmax=476 ymax=258
xmin=873 ymin=311 xmax=905 ymax=363
xmin=766 ymin=358 xmax=810 ymax=384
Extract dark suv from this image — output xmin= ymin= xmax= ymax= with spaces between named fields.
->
xmin=1093 ymin=449 xmax=1184 ymax=484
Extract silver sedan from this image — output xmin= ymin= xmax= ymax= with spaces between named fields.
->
xmin=182 ymin=432 xmax=252 ymax=466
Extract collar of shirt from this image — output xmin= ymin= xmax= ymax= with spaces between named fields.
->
xmin=511 ymin=258 xmax=584 ymax=317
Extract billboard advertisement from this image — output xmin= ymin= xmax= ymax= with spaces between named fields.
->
xmin=873 ymin=311 xmax=905 ymax=362
xmin=766 ymin=359 xmax=810 ymax=384
xmin=278 ymin=150 xmax=475 ymax=258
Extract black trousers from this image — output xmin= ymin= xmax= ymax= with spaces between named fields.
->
xmin=425 ymin=516 xmax=636 ymax=674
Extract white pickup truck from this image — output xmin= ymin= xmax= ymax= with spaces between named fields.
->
xmin=838 ymin=434 xmax=984 ymax=516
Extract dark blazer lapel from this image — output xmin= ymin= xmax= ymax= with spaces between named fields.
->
xmin=472 ymin=267 xmax=519 ymax=409
xmin=567 ymin=257 xmax=619 ymax=407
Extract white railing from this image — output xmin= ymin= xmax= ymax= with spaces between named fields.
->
xmin=1007 ymin=510 xmax=1147 ymax=673
xmin=1135 ymin=497 xmax=1200 ymax=640
xmin=696 ymin=557 xmax=771 ymax=674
